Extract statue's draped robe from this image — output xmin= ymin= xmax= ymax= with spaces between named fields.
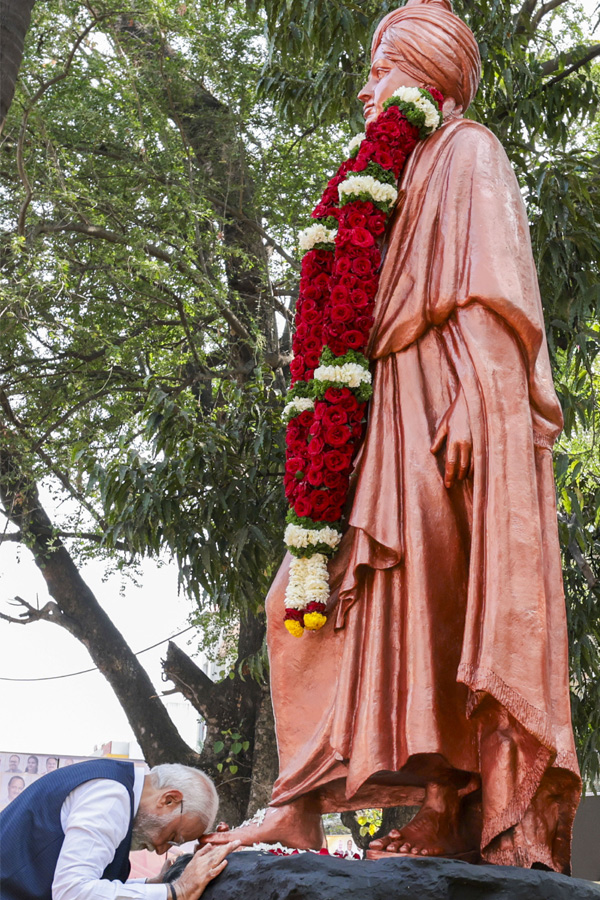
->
xmin=266 ymin=118 xmax=580 ymax=872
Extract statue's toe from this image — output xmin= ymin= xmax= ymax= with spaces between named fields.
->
xmin=368 ymin=836 xmax=389 ymax=850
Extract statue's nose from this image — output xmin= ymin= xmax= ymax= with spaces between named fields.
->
xmin=357 ymin=80 xmax=372 ymax=103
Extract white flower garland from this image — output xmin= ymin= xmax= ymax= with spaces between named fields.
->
xmin=344 ymin=132 xmax=366 ymax=157
xmin=284 ymin=522 xmax=342 ymax=550
xmin=391 ymin=86 xmax=440 ymax=133
xmin=284 ymin=553 xmax=329 ymax=609
xmin=313 ymin=361 xmax=372 ymax=389
xmin=298 ymin=222 xmax=338 ymax=253
xmin=338 ymin=174 xmax=398 ymax=207
xmin=282 ymin=396 xmax=315 ymax=421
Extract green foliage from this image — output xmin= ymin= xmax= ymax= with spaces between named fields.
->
xmin=555 ymin=350 xmax=600 ymax=788
xmin=213 ymin=728 xmax=251 ymax=774
xmin=322 ymin=812 xmax=351 ymax=835
xmin=355 ymin=808 xmax=383 ymax=837
xmin=191 ymin=607 xmax=240 ymax=679
xmin=96 ymin=378 xmax=286 ymax=611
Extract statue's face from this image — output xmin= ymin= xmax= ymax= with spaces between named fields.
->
xmin=358 ymin=49 xmax=421 ymax=125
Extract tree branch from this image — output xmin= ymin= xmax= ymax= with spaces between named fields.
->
xmin=162 ymin=640 xmax=221 ymax=720
xmin=0 ymin=438 xmax=201 ymax=767
xmin=17 ymin=13 xmax=110 ymax=235
xmin=531 ymin=0 xmax=572 ymax=29
xmin=30 ymin=221 xmax=253 ymax=342
xmin=237 ymin=214 xmax=300 ymax=272
xmin=541 ymin=43 xmax=600 ymax=80
xmin=0 ymin=530 xmax=22 ymax=543
xmin=514 ymin=0 xmax=540 ymax=35
xmin=568 ymin=540 xmax=597 ymax=590
xmin=31 ymin=387 xmax=114 ymax=452
xmin=0 ymin=390 xmax=103 ymax=524
xmin=0 ymin=595 xmax=63 ymax=626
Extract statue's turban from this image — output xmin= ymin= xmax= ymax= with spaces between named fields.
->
xmin=371 ymin=0 xmax=481 ymax=112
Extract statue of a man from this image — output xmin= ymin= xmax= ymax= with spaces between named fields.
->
xmin=206 ymin=0 xmax=581 ymax=872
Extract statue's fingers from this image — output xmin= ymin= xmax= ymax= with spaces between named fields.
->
xmin=458 ymin=442 xmax=471 ymax=479
xmin=445 ymin=451 xmax=458 ymax=488
xmin=216 ymin=822 xmax=230 ymax=832
xmin=430 ymin=421 xmax=447 ymax=455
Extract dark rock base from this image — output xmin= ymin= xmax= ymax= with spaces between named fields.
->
xmin=202 ymin=850 xmax=600 ymax=900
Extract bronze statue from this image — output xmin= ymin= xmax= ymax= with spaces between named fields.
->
xmin=205 ymin=0 xmax=581 ymax=872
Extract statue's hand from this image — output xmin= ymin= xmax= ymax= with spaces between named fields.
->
xmin=430 ymin=391 xmax=472 ymax=488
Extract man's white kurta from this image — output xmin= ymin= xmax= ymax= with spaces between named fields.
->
xmin=52 ymin=767 xmax=167 ymax=900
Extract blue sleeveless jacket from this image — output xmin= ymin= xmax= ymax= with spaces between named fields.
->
xmin=0 ymin=758 xmax=135 ymax=900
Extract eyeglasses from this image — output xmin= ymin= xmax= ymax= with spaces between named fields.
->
xmin=167 ymin=798 xmax=184 ymax=847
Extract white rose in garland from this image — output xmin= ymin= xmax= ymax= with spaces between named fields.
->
xmin=282 ymin=397 xmax=315 ymax=422
xmin=298 ymin=222 xmax=337 ymax=253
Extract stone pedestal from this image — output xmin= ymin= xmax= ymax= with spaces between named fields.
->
xmin=201 ymin=850 xmax=600 ymax=900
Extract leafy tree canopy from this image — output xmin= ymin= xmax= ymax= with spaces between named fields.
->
xmin=0 ymin=0 xmax=599 ymax=787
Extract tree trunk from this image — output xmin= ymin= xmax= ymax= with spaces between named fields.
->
xmin=246 ymin=683 xmax=278 ymax=816
xmin=0 ymin=428 xmax=279 ymax=822
xmin=162 ymin=610 xmax=276 ymax=824
xmin=0 ymin=0 xmax=36 ymax=133
xmin=114 ymin=18 xmax=277 ymax=370
xmin=341 ymin=807 xmax=420 ymax=852
xmin=0 ymin=428 xmax=200 ymax=767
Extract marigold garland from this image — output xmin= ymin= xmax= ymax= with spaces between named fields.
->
xmin=283 ymin=86 xmax=444 ymax=637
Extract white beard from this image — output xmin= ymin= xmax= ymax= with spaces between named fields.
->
xmin=130 ymin=809 xmax=174 ymax=852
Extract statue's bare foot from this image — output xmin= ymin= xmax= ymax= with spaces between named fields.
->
xmin=200 ymin=800 xmax=325 ymax=851
xmin=368 ymin=784 xmax=479 ymax=861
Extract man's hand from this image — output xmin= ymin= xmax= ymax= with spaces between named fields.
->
xmin=172 ymin=840 xmax=241 ymax=900
xmin=147 ymin=857 xmax=175 ymax=884
xmin=430 ymin=390 xmax=472 ymax=488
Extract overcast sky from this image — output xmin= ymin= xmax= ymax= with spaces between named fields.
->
xmin=0 ymin=542 xmax=201 ymax=757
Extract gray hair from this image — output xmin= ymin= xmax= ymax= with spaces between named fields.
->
xmin=148 ymin=763 xmax=218 ymax=833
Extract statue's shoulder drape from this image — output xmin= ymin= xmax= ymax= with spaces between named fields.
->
xmin=371 ymin=117 xmax=562 ymax=446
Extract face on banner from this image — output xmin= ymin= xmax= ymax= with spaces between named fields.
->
xmin=0 ymin=752 xmax=149 ymax=811
xmin=0 ymin=751 xmax=91 ymax=809
xmin=325 ymin=834 xmax=360 ymax=857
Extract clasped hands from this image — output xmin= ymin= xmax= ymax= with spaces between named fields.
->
xmin=430 ymin=390 xmax=473 ymax=487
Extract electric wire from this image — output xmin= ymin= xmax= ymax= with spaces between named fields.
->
xmin=0 ymin=624 xmax=196 ymax=682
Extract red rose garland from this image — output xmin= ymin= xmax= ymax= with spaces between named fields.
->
xmin=283 ymin=87 xmax=444 ymax=637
